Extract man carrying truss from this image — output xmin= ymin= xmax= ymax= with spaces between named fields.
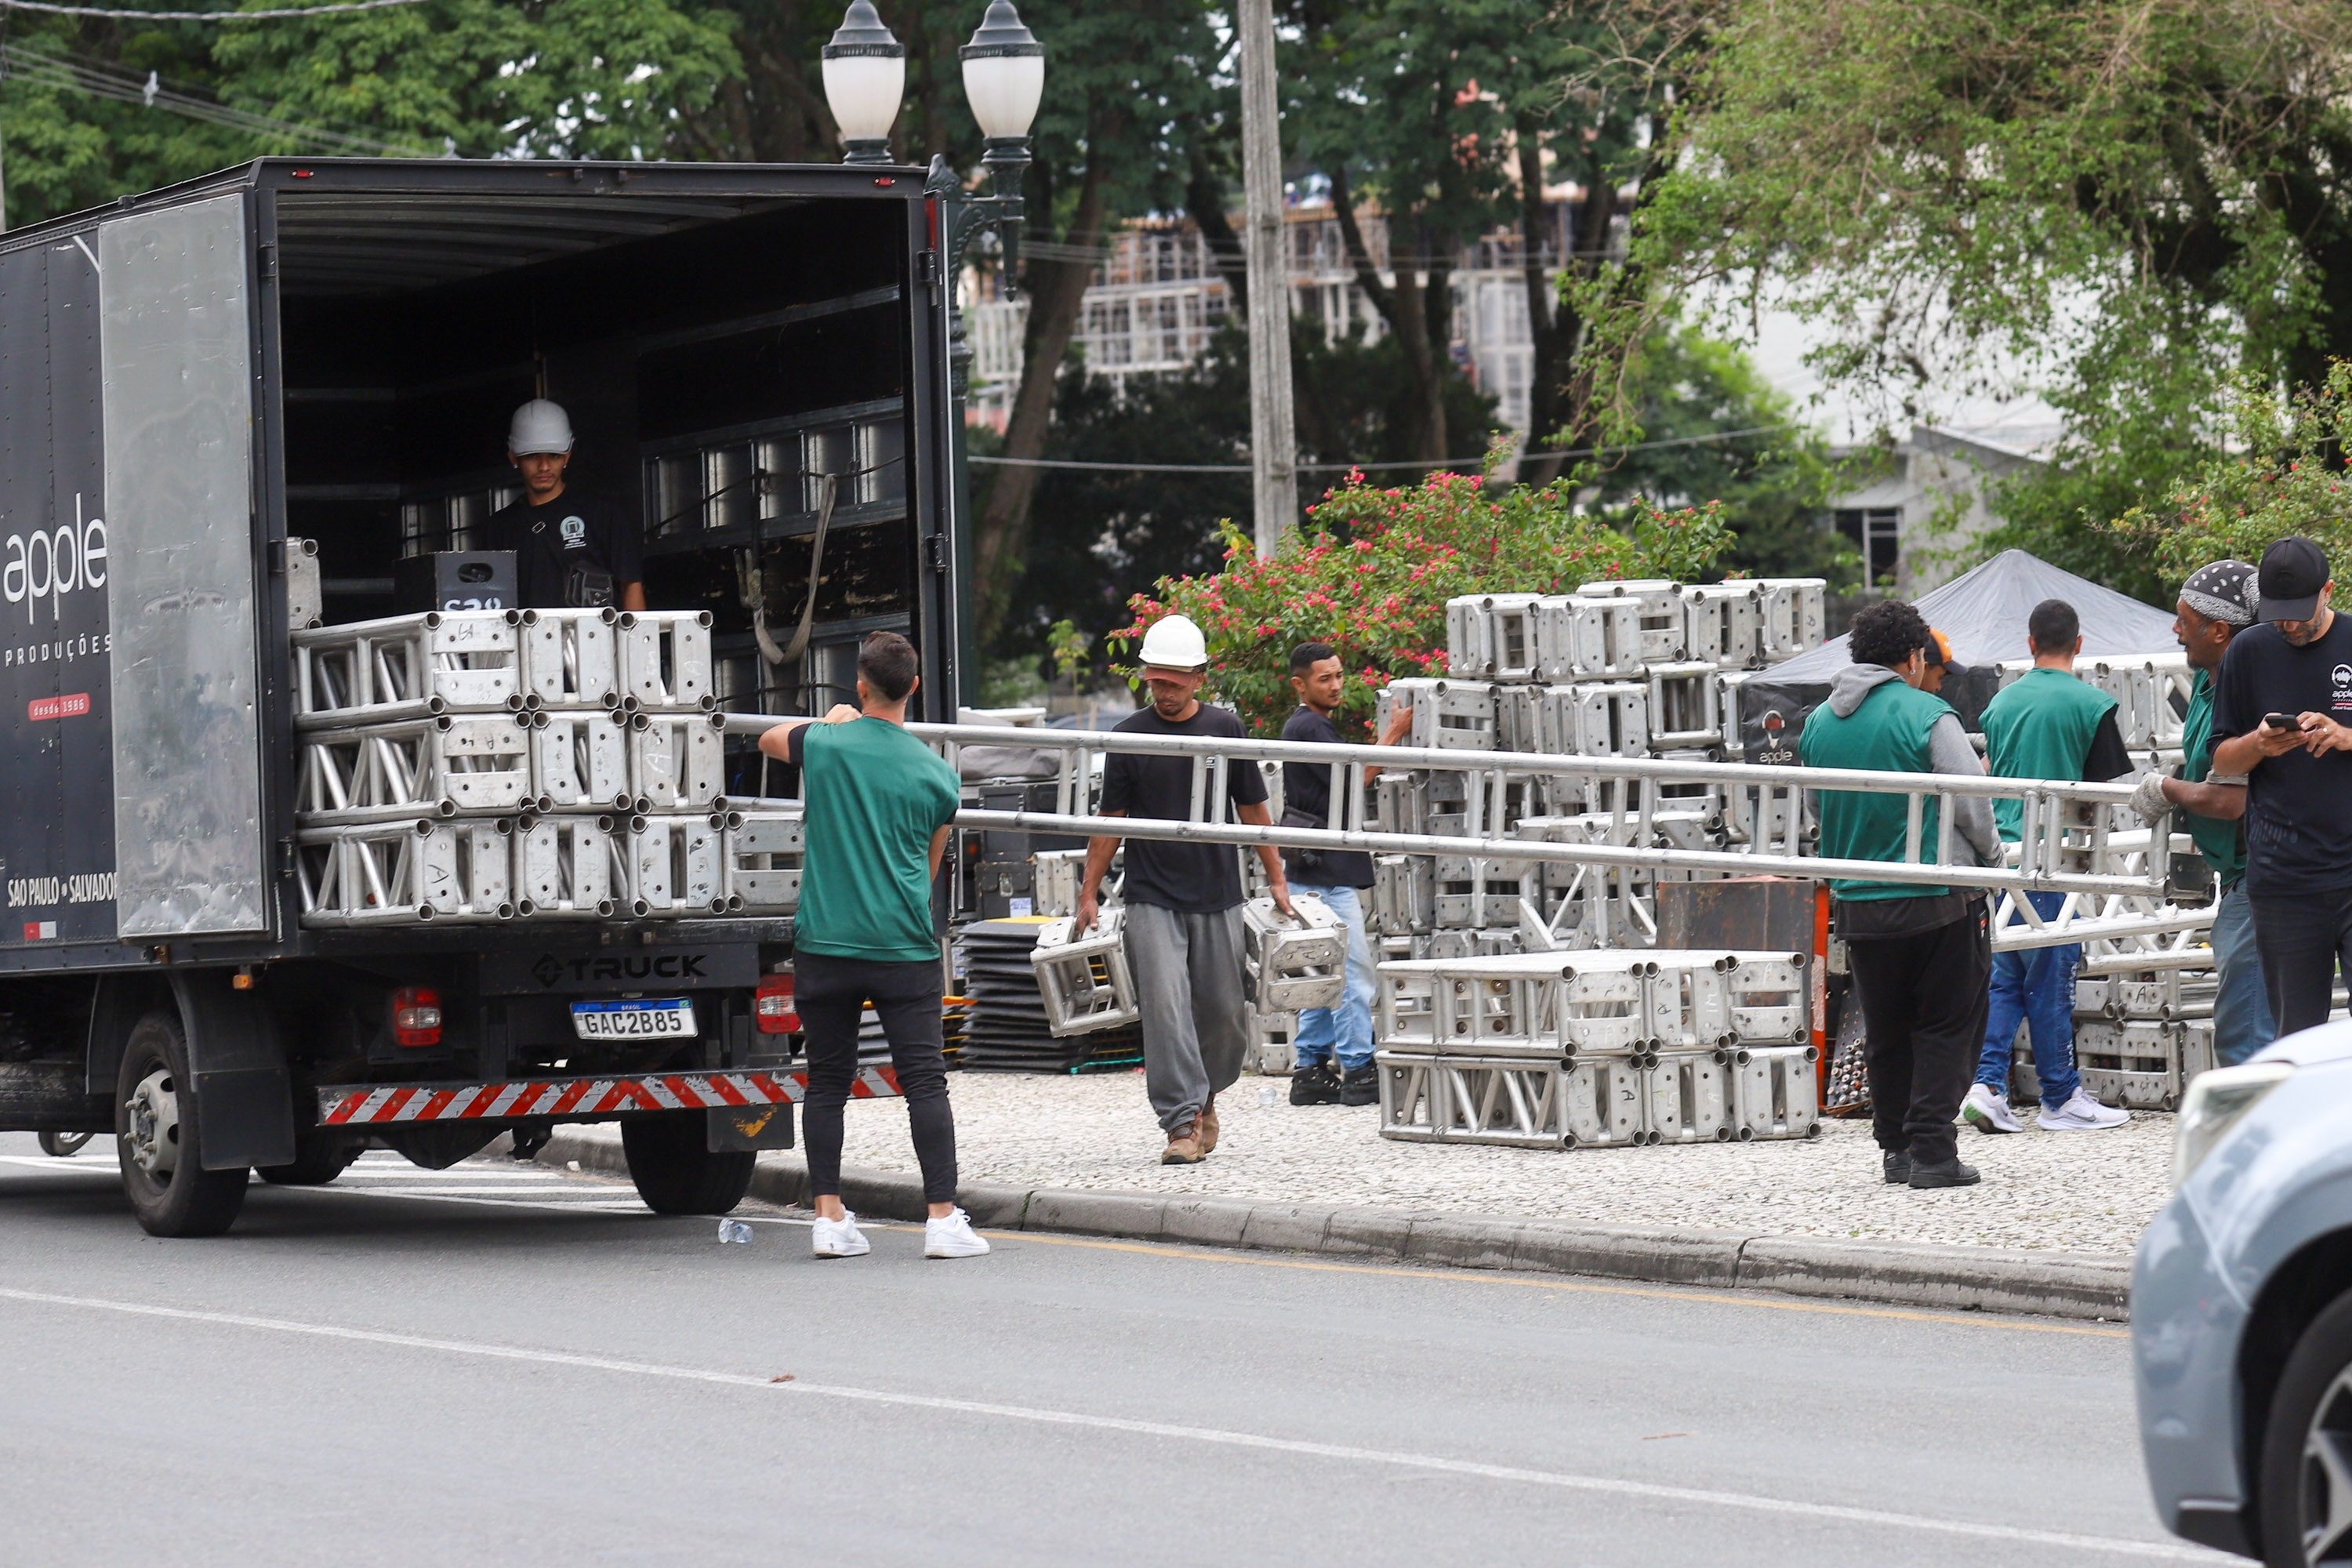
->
xmin=1961 ymin=598 xmax=2134 ymax=1135
xmin=1076 ymin=615 xmax=1293 ymax=1165
xmin=1800 ymin=600 xmax=2004 ymax=1189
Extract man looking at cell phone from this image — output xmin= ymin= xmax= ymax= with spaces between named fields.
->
xmin=2209 ymin=536 xmax=2352 ymax=1035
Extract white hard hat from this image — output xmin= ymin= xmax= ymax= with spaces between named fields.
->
xmin=1138 ymin=613 xmax=1208 ymax=670
xmin=508 ymin=399 xmax=574 ymax=456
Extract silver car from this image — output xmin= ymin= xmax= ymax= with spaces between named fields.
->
xmin=2136 ymin=1024 xmax=2352 ymax=1563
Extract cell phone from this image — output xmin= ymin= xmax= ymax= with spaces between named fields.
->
xmin=2264 ymin=713 xmax=2299 ymax=730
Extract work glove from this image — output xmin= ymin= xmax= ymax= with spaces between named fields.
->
xmin=2130 ymin=770 xmax=2171 ymax=825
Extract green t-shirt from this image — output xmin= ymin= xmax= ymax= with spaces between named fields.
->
xmin=790 ymin=717 xmax=962 ymax=962
xmin=1980 ymin=667 xmax=2120 ymax=842
xmin=2181 ymin=668 xmax=2246 ymax=886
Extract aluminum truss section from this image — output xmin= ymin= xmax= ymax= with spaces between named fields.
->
xmin=1242 ymin=894 xmax=1347 ymax=1011
xmin=524 ymin=709 xmax=633 ymax=812
xmin=1031 ymin=908 xmax=1142 ymax=1036
xmin=296 ymin=818 xmax=517 ymax=927
xmin=296 ymin=714 xmax=534 ymax=823
xmin=292 ymin=611 xmax=524 ymax=729
xmin=514 ymin=813 xmax=619 ymax=917
xmin=723 ymin=808 xmax=804 ymax=915
xmin=615 ymin=611 xmax=717 ymax=712
xmin=517 ymin=607 xmax=622 ymax=711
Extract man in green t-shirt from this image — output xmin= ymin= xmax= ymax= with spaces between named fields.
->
xmin=2131 ymin=560 xmax=2274 ymax=1065
xmin=1800 ymin=599 xmax=2003 ymax=1189
xmin=1964 ymin=599 xmax=2134 ymax=1135
xmin=757 ymin=632 xmax=985 ymax=1261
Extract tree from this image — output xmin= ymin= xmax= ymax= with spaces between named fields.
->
xmin=1584 ymin=325 xmax=1857 ymax=585
xmin=1617 ymin=0 xmax=2352 ymax=583
xmin=987 ymin=318 xmax=1500 ymax=670
xmin=962 ymin=0 xmax=1229 ymax=641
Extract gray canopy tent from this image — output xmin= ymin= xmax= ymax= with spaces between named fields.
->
xmin=1737 ymin=549 xmax=2183 ymax=756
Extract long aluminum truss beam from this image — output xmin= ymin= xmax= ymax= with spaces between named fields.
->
xmin=720 ymin=716 xmax=2206 ymax=951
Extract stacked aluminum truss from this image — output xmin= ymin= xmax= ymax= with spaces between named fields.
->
xmin=293 ymin=608 xmax=777 ymax=928
xmin=1370 ymin=948 xmax=1819 ymax=1149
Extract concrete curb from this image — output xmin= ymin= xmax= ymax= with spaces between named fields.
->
xmin=535 ymin=1129 xmax=2132 ymax=1322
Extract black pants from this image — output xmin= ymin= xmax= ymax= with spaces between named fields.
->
xmin=2248 ymin=888 xmax=2352 ymax=1039
xmin=794 ymin=951 xmax=958 ymax=1205
xmin=1844 ymin=902 xmax=1991 ymax=1167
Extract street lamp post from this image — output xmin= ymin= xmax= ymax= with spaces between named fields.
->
xmin=821 ymin=0 xmax=1044 ymax=706
xmin=820 ymin=1 xmax=906 ymax=166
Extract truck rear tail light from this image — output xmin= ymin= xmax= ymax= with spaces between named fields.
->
xmin=391 ymin=986 xmax=443 ymax=1047
xmin=754 ymin=973 xmax=799 ymax=1034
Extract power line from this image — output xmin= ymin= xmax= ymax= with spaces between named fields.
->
xmin=0 ymin=0 xmax=426 ymax=19
xmin=2 ymin=43 xmax=446 ymax=157
xmin=967 ymin=423 xmax=1799 ymax=474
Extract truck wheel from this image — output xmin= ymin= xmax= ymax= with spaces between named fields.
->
xmin=115 ymin=1009 xmax=249 ymax=1238
xmin=2259 ymin=1287 xmax=2352 ymax=1567
xmin=257 ymin=1131 xmax=359 ymax=1187
xmin=37 ymin=1131 xmax=93 ymax=1157
xmin=621 ymin=1112 xmax=753 ymax=1215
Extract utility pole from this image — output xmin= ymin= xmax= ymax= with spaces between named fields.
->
xmin=1237 ymin=0 xmax=1295 ymax=555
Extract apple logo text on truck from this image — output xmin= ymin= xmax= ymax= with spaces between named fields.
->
xmin=2 ymin=494 xmax=107 ymax=624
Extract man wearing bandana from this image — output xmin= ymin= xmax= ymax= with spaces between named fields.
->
xmin=2132 ymin=559 xmax=2275 ymax=1065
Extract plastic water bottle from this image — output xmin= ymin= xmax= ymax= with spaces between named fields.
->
xmin=1258 ymin=1083 xmax=1277 ymax=1108
xmin=717 ymin=1219 xmax=753 ymax=1244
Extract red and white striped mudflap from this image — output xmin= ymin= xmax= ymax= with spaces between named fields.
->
xmin=316 ymin=1066 xmax=903 ymax=1127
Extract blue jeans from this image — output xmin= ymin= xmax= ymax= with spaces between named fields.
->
xmin=1290 ymin=883 xmax=1377 ymax=1072
xmin=2212 ymin=880 xmax=2275 ymax=1065
xmin=1976 ymin=888 xmax=2081 ymax=1108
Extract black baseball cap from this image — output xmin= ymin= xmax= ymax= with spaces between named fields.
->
xmin=2258 ymin=535 xmax=2330 ymax=623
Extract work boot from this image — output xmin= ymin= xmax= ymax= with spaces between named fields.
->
xmin=1197 ymin=1094 xmax=1220 ymax=1154
xmin=1338 ymin=1064 xmax=1380 ymax=1107
xmin=1160 ymin=1120 xmax=1205 ymax=1165
xmin=1290 ymin=1062 xmax=1342 ymax=1105
xmin=1882 ymin=1149 xmax=1911 ymax=1185
xmin=1907 ymin=1157 xmax=1982 ymax=1189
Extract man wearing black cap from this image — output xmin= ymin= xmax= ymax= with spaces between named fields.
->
xmin=2209 ymin=537 xmax=2352 ymax=1035
xmin=2132 ymin=560 xmax=2274 ymax=1065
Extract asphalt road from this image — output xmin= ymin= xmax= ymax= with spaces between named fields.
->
xmin=0 ymin=1131 xmax=2221 ymax=1567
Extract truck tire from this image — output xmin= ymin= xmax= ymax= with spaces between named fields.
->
xmin=2258 ymin=1287 xmax=2352 ymax=1567
xmin=257 ymin=1131 xmax=359 ymax=1187
xmin=622 ymin=1112 xmax=753 ymax=1215
xmin=114 ymin=1008 xmax=249 ymax=1238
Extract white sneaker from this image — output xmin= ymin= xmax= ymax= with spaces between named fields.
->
xmin=924 ymin=1208 xmax=990 ymax=1259
xmin=1961 ymin=1083 xmax=2023 ymax=1134
xmin=2039 ymin=1091 xmax=2130 ymax=1131
xmin=811 ymin=1210 xmax=870 ymax=1258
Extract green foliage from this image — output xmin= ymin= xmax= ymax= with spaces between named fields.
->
xmin=1112 ymin=463 xmax=1733 ymax=738
xmin=1602 ymin=0 xmax=2352 ymax=590
xmin=985 ymin=321 xmax=1498 ymax=663
xmin=1581 ymin=325 xmax=1858 ymax=586
xmin=2108 ymin=362 xmax=2352 ymax=590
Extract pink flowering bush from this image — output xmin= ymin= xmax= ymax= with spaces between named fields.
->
xmin=1112 ymin=462 xmax=1733 ymax=737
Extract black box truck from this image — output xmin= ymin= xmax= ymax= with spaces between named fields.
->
xmin=0 ymin=156 xmax=962 ymax=1234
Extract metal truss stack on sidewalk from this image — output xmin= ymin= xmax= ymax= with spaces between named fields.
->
xmin=1370 ymin=948 xmax=1820 ymax=1150
xmin=292 ymin=605 xmax=802 ymax=926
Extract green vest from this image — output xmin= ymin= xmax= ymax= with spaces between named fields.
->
xmin=2181 ymin=669 xmax=2245 ymax=885
xmin=1798 ymin=677 xmax=1956 ymax=901
xmin=1980 ymin=667 xmax=2118 ymax=841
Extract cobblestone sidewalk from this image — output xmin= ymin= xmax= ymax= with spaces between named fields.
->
xmin=818 ymin=1069 xmax=2169 ymax=1255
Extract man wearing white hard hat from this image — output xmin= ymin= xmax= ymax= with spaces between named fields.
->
xmin=488 ymin=399 xmax=646 ymax=612
xmin=1077 ymin=614 xmax=1294 ymax=1164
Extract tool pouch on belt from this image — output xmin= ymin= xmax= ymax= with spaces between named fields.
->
xmin=1279 ymin=806 xmax=1323 ymax=873
xmin=563 ymin=561 xmax=617 ymax=608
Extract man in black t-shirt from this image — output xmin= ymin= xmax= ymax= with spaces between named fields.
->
xmin=1278 ymin=641 xmax=1413 ymax=1107
xmin=485 ymin=400 xmax=646 ymax=612
xmin=2209 ymin=535 xmax=2352 ymax=1034
xmin=1076 ymin=615 xmax=1291 ymax=1165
